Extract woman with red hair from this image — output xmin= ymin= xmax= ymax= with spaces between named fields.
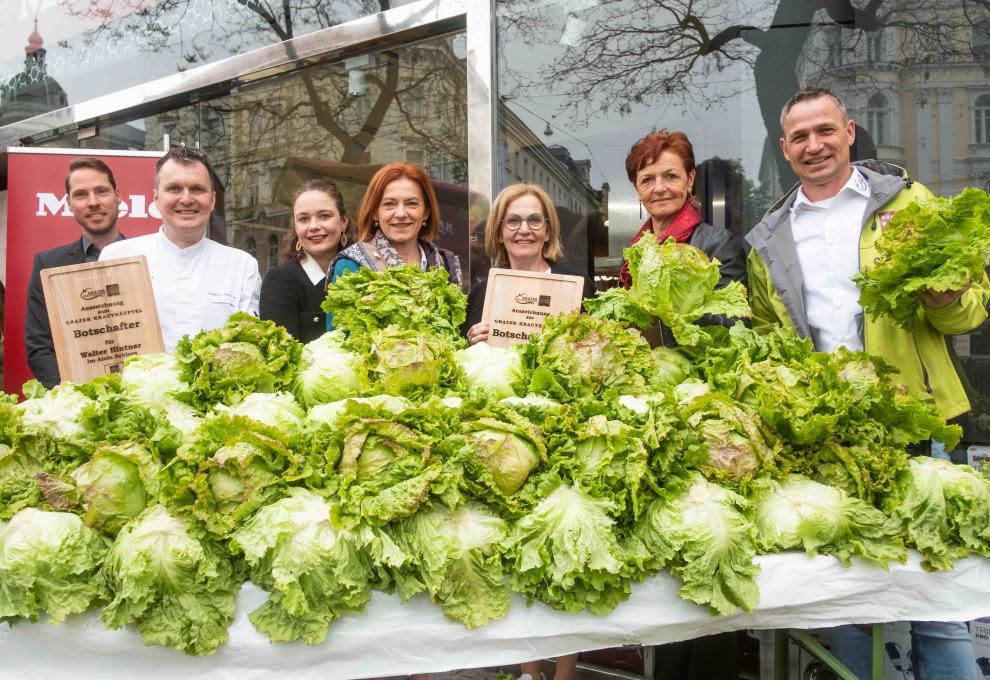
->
xmin=329 ymin=162 xmax=461 ymax=289
xmin=625 ymin=131 xmax=744 ymax=677
xmin=621 ymin=130 xmax=746 ymax=342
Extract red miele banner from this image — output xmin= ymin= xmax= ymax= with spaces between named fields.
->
xmin=5 ymin=148 xmax=163 ymax=395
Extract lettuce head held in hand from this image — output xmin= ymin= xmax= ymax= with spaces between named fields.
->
xmin=586 ymin=234 xmax=750 ymax=346
xmin=854 ymin=187 xmax=990 ymax=329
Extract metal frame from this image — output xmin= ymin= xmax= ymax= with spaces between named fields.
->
xmin=774 ymin=626 xmax=886 ymax=680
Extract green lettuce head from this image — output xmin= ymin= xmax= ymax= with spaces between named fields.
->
xmin=504 ymin=479 xmax=633 ymax=615
xmin=0 ymin=443 xmax=43 ymax=520
xmin=213 ymin=391 xmax=306 ymax=433
xmin=307 ymin=394 xmax=411 ymax=431
xmin=682 ymin=393 xmax=777 ymax=486
xmin=230 ymin=488 xmax=375 ymax=644
xmin=586 ymin=234 xmax=750 ymax=346
xmin=525 ymin=312 xmax=657 ymax=401
xmin=854 ymin=187 xmax=990 ymax=329
xmin=629 ymin=473 xmax=759 ymax=616
xmin=368 ymin=326 xmax=458 ymax=397
xmin=881 ymin=457 xmax=990 ymax=571
xmin=750 ymin=475 xmax=905 ymax=568
xmin=333 ymin=402 xmax=461 ymax=525
xmin=100 ymin=505 xmax=241 ymax=655
xmin=161 ymin=415 xmax=307 ymax=536
xmin=563 ymin=413 xmax=652 ymax=522
xmin=388 ymin=501 xmax=509 ymax=628
xmin=18 ymin=383 xmax=98 ymax=441
xmin=70 ymin=442 xmax=161 ymax=535
xmin=176 ymin=312 xmax=302 ymax=409
xmin=0 ymin=508 xmax=109 ymax=624
xmin=322 ymin=264 xmax=467 ymax=349
xmin=296 ymin=330 xmax=367 ymax=407
xmin=120 ymin=353 xmax=191 ymax=407
xmin=455 ymin=342 xmax=525 ymax=400
xmin=651 ymin=346 xmax=696 ymax=391
xmin=461 ymin=408 xmax=546 ymax=504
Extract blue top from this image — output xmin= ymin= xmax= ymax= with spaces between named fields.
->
xmin=326 ymin=258 xmax=361 ymax=330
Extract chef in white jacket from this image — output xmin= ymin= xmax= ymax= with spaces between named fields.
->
xmin=100 ymin=147 xmax=261 ymax=351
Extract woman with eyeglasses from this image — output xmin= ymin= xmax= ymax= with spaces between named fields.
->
xmin=463 ymin=182 xmax=594 ymax=346
xmin=621 ymin=130 xmax=746 ymax=344
xmin=328 ymin=163 xmax=461 ymax=299
xmin=259 ymin=178 xmax=353 ymax=342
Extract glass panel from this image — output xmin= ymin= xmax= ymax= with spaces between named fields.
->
xmin=496 ymin=0 xmax=990 ymax=451
xmin=0 ymin=0 xmax=418 ymax=129
xmin=210 ymin=33 xmax=469 ymax=278
xmin=22 ymin=32 xmax=469 ymax=283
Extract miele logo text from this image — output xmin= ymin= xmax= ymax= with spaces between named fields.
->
xmin=515 ymin=292 xmax=538 ymax=305
xmin=35 ymin=193 xmax=160 ymax=219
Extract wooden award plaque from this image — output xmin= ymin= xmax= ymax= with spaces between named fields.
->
xmin=480 ymin=269 xmax=586 ymax=347
xmin=40 ymin=256 xmax=164 ymax=384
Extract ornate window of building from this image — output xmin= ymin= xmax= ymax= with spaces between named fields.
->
xmin=248 ymin=108 xmax=262 ymax=140
xmin=268 ymin=234 xmax=279 ymax=269
xmin=866 ymin=93 xmax=890 ymax=146
xmin=975 ymin=20 xmax=990 ymax=65
xmin=866 ymin=31 xmax=883 ymax=63
xmin=270 ymin=102 xmax=283 ymax=146
xmin=245 ymin=236 xmax=257 ymax=259
xmin=247 ymin=168 xmax=263 ymax=207
xmin=976 ymin=94 xmax=990 ymax=144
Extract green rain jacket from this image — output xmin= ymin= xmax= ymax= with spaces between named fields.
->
xmin=746 ymin=163 xmax=990 ymax=419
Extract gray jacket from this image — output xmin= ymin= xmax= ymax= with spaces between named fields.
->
xmin=744 ymin=164 xmax=908 ymax=343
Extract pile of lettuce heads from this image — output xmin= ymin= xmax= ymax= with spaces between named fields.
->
xmin=2 ymin=255 xmax=989 ymax=657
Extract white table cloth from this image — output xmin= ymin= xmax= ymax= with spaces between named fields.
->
xmin=3 ymin=551 xmax=989 ymax=680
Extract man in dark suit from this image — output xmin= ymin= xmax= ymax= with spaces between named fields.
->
xmin=25 ymin=157 xmax=124 ymax=388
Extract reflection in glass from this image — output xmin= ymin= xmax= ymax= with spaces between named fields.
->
xmin=204 ymin=36 xmax=468 ymax=278
xmin=0 ymin=20 xmax=68 ymax=132
xmin=495 ymin=0 xmax=990 ymax=448
xmin=0 ymin=1 xmax=417 ymax=130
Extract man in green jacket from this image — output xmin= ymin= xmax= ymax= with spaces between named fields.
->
xmin=746 ymin=86 xmax=986 ymax=679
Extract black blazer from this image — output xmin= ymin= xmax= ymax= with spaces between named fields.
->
xmin=462 ymin=261 xmax=597 ymax=337
xmin=25 ymin=239 xmax=88 ymax=389
xmin=259 ymin=259 xmax=327 ymax=343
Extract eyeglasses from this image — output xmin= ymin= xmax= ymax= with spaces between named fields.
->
xmin=502 ymin=213 xmax=547 ymax=231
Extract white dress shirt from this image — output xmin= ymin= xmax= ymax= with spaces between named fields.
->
xmin=790 ymin=169 xmax=871 ymax=352
xmin=99 ymin=228 xmax=262 ymax=351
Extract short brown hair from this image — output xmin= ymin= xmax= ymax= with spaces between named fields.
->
xmin=154 ymin=146 xmax=214 ymax=190
xmin=356 ymin=163 xmax=441 ymax=243
xmin=284 ymin=178 xmax=354 ymax=262
xmin=484 ymin=183 xmax=564 ymax=266
xmin=625 ymin=130 xmax=695 ymax=184
xmin=65 ymin=157 xmax=117 ymax=194
xmin=780 ymin=87 xmax=848 ymax=129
